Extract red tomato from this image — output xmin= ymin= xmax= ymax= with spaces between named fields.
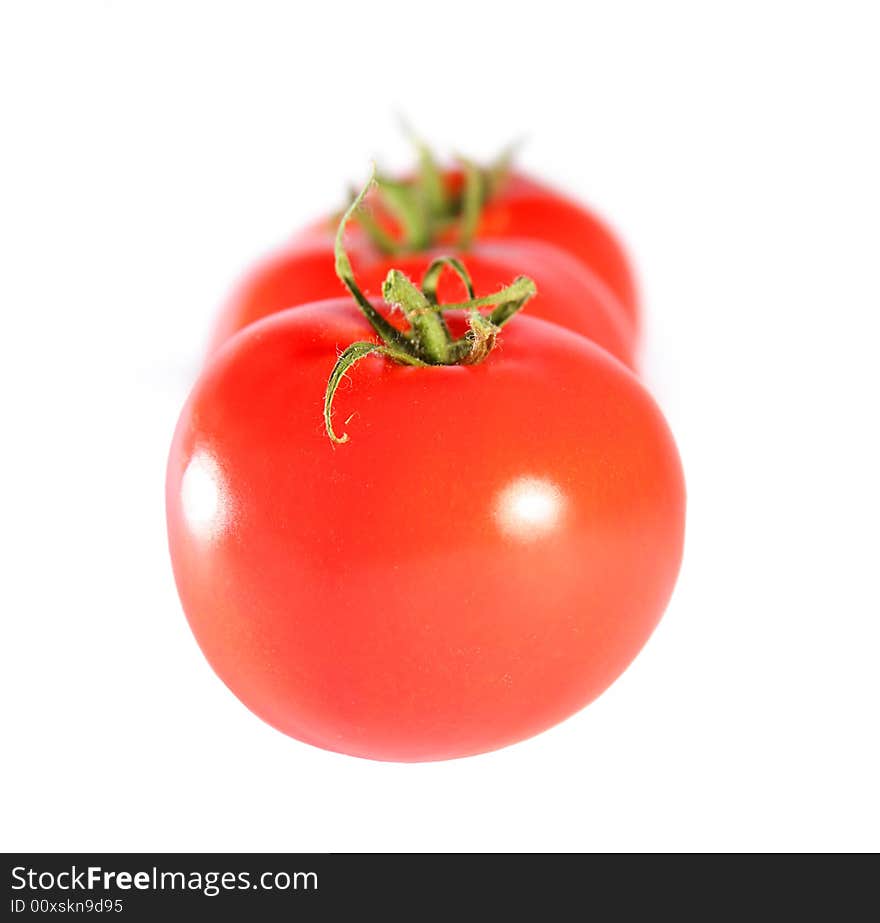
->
xmin=167 ymin=299 xmax=685 ymax=762
xmin=473 ymin=171 xmax=640 ymax=333
xmin=209 ymin=235 xmax=636 ymax=368
xmin=345 ymin=166 xmax=639 ymax=331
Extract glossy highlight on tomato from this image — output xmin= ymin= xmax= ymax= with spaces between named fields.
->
xmin=167 ymin=299 xmax=685 ymax=762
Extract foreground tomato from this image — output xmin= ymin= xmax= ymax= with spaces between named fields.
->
xmin=167 ymin=289 xmax=684 ymax=761
xmin=208 ymin=233 xmax=636 ymax=368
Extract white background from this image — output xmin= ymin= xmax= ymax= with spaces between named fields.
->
xmin=2 ymin=2 xmax=878 ymax=852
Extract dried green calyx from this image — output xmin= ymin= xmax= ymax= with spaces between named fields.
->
xmin=344 ymin=135 xmax=516 ymax=256
xmin=325 ymin=169 xmax=536 ymax=445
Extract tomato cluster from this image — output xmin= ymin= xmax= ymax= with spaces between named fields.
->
xmin=167 ymin=148 xmax=685 ymax=762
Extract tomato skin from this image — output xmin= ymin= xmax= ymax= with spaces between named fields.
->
xmin=167 ymin=300 xmax=685 ymax=762
xmin=206 ymin=236 xmax=360 ymax=354
xmin=209 ymin=236 xmax=636 ymax=368
xmin=474 ymin=171 xmax=640 ymax=332
xmin=382 ymin=166 xmax=639 ymax=330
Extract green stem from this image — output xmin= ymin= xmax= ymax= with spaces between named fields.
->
xmin=373 ymin=173 xmax=430 ymax=251
xmin=335 ymin=171 xmax=412 ymax=351
xmin=324 ymin=341 xmax=425 ymax=444
xmin=382 ymin=270 xmax=452 ymax=364
xmin=326 ymin=170 xmax=537 ymax=443
xmin=411 ymin=133 xmax=449 ymax=219
xmin=453 ymin=311 xmax=499 ymax=365
xmin=457 ymin=156 xmax=483 ymax=250
xmin=346 ymin=185 xmax=397 ymax=256
xmin=367 ymin=138 xmax=515 ymax=253
xmin=480 ymin=140 xmax=520 ymax=200
xmin=421 ymin=257 xmax=475 ymax=304
xmin=425 ymin=276 xmax=537 ymax=323
xmin=487 ymin=276 xmax=538 ymax=327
